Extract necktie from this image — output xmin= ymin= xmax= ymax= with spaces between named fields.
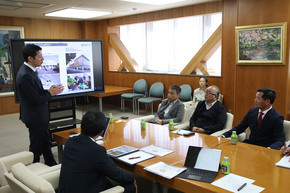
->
xmin=257 ymin=112 xmax=264 ymax=128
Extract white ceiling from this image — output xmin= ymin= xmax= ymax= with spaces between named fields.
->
xmin=0 ymin=0 xmax=219 ymax=21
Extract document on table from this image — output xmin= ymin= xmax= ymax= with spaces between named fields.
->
xmin=211 ymin=173 xmax=265 ymax=193
xmin=144 ymin=161 xmax=186 ymax=179
xmin=118 ymin=151 xmax=155 ymax=165
xmin=140 ymin=145 xmax=174 ymax=157
xmin=276 ymin=155 xmax=290 ymax=168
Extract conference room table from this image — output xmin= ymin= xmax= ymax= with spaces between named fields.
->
xmin=52 ymin=119 xmax=288 ymax=193
xmin=89 ymin=85 xmax=133 ymax=112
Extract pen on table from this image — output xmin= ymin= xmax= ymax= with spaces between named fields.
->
xmin=237 ymin=183 xmax=247 ymax=191
xmin=129 ymin=156 xmax=141 ymax=160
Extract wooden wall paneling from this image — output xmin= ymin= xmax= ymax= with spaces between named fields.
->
xmin=0 ymin=16 xmax=14 ymax=26
xmin=81 ymin=21 xmax=98 ymax=39
xmin=49 ymin=20 xmax=82 ymax=39
xmin=0 ymin=96 xmax=19 ymax=115
xmin=234 ymin=0 xmax=290 ymax=124
xmin=222 ymin=0 xmax=237 ymax=123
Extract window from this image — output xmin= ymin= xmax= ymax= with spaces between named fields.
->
xmin=120 ymin=12 xmax=222 ymax=76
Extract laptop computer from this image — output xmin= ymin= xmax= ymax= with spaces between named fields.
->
xmin=96 ymin=117 xmax=110 ymax=140
xmin=177 ymin=146 xmax=222 ymax=183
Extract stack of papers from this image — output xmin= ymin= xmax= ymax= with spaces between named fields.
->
xmin=276 ymin=155 xmax=290 ymax=168
xmin=107 ymin=145 xmax=174 ymax=165
xmin=141 ymin=145 xmax=174 ymax=156
xmin=144 ymin=161 xmax=186 ymax=179
xmin=211 ymin=173 xmax=264 ymax=193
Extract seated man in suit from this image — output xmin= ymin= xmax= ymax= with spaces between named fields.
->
xmin=222 ymin=88 xmax=285 ymax=150
xmin=189 ymin=85 xmax=227 ymax=135
xmin=58 ymin=110 xmax=137 ymax=193
xmin=153 ymin=85 xmax=184 ymax=125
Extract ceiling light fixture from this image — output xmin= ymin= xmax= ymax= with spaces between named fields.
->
xmin=121 ymin=0 xmax=186 ymax=5
xmin=45 ymin=8 xmax=112 ymax=19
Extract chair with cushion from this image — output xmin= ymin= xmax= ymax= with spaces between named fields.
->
xmin=210 ymin=112 xmax=234 ymax=136
xmin=121 ymin=79 xmax=148 ymax=114
xmin=179 ymin=84 xmax=192 ymax=102
xmin=4 ymin=163 xmax=124 ymax=193
xmin=137 ymin=82 xmax=164 ymax=115
xmin=0 ymin=151 xmax=53 ymax=188
xmin=284 ymin=120 xmax=290 ymax=146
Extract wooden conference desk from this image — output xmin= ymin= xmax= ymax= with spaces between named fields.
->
xmin=158 ymin=139 xmax=289 ymax=193
xmin=53 ymin=119 xmax=229 ymax=184
xmin=52 ymin=119 xmax=288 ymax=193
xmin=89 ymin=85 xmax=133 ymax=112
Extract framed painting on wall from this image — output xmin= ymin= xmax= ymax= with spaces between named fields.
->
xmin=0 ymin=26 xmax=24 ymax=96
xmin=235 ymin=22 xmax=287 ymax=65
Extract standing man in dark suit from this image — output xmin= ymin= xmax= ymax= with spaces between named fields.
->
xmin=222 ymin=88 xmax=285 ymax=150
xmin=58 ymin=110 xmax=137 ymax=193
xmin=153 ymin=85 xmax=184 ymax=125
xmin=189 ymin=85 xmax=227 ymax=135
xmin=16 ymin=44 xmax=64 ymax=166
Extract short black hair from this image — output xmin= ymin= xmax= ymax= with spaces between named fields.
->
xmin=170 ymin=85 xmax=181 ymax=94
xmin=257 ymin=88 xmax=276 ymax=104
xmin=81 ymin=110 xmax=107 ymax=137
xmin=22 ymin=44 xmax=42 ymax=63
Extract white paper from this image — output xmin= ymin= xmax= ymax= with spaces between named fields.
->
xmin=211 ymin=173 xmax=264 ymax=193
xmin=140 ymin=145 xmax=174 ymax=157
xmin=144 ymin=161 xmax=186 ymax=179
xmin=118 ymin=151 xmax=155 ymax=165
xmin=276 ymin=155 xmax=290 ymax=168
xmin=171 ymin=130 xmax=194 ymax=135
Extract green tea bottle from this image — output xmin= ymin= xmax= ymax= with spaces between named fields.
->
xmin=231 ymin=131 xmax=237 ymax=144
xmin=221 ymin=157 xmax=230 ymax=174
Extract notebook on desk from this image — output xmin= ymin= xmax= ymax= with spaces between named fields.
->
xmin=96 ymin=117 xmax=110 ymax=140
xmin=177 ymin=146 xmax=222 ymax=183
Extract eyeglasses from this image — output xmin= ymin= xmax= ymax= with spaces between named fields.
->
xmin=205 ymin=89 xmax=216 ymax=96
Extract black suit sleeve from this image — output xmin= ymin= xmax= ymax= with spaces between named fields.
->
xmin=269 ymin=114 xmax=285 ymax=149
xmin=95 ymin=147 xmax=135 ymax=185
xmin=19 ymin=73 xmax=51 ymax=105
xmin=189 ymin=101 xmax=203 ymax=129
xmin=223 ymin=110 xmax=251 ymax=138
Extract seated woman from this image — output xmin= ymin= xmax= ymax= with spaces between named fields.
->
xmin=191 ymin=76 xmax=208 ymax=107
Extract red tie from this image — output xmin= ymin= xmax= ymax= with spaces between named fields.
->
xmin=257 ymin=112 xmax=264 ymax=128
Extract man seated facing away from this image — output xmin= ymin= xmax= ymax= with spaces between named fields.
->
xmin=58 ymin=110 xmax=137 ymax=193
xmin=222 ymin=88 xmax=285 ymax=150
xmin=189 ymin=85 xmax=227 ymax=135
xmin=153 ymin=85 xmax=184 ymax=125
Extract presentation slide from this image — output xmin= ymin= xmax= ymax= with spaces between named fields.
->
xmin=26 ymin=41 xmax=95 ymax=96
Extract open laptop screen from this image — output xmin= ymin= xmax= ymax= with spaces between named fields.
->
xmin=184 ymin=146 xmax=221 ymax=172
xmin=96 ymin=117 xmax=110 ymax=140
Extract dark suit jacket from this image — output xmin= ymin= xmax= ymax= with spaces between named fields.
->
xmin=189 ymin=100 xmax=227 ymax=135
xmin=153 ymin=99 xmax=185 ymax=124
xmin=223 ymin=107 xmax=285 ymax=150
xmin=58 ymin=134 xmax=135 ymax=193
xmin=16 ymin=64 xmax=51 ymax=125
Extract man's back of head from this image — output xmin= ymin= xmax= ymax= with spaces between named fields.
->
xmin=81 ymin=110 xmax=106 ymax=137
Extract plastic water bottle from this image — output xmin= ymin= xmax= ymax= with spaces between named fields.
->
xmin=221 ymin=157 xmax=230 ymax=174
xmin=141 ymin=119 xmax=146 ymax=130
xmin=168 ymin=119 xmax=174 ymax=131
xmin=231 ymin=131 xmax=237 ymax=145
xmin=109 ymin=113 xmax=113 ymax=123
